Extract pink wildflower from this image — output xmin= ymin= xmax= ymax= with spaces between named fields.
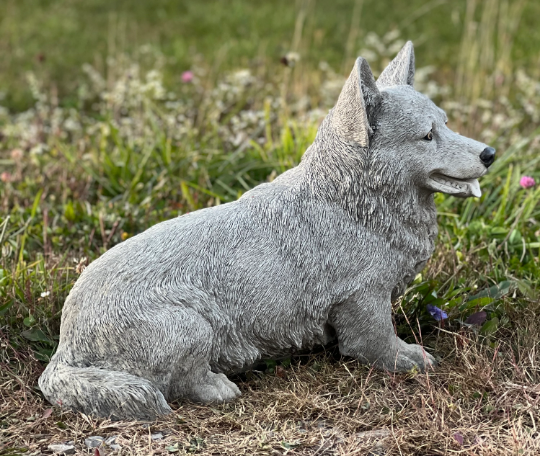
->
xmin=11 ymin=148 xmax=23 ymax=161
xmin=1 ymin=172 xmax=11 ymax=183
xmin=181 ymin=71 xmax=194 ymax=83
xmin=519 ymin=175 xmax=536 ymax=189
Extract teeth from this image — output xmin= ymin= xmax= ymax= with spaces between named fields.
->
xmin=432 ymin=175 xmax=464 ymax=190
xmin=433 ymin=176 xmax=462 ymax=189
xmin=430 ymin=175 xmax=482 ymax=197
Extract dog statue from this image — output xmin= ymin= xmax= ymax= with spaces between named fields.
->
xmin=39 ymin=42 xmax=495 ymax=420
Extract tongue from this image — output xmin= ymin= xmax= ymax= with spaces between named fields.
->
xmin=466 ymin=179 xmax=482 ymax=198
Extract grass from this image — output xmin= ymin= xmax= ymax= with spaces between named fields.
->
xmin=1 ymin=0 xmax=540 ymax=454
xmin=2 ymin=336 xmax=540 ymax=455
xmin=2 ymin=0 xmax=540 ymax=111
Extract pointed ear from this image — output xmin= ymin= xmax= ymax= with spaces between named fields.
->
xmin=376 ymin=41 xmax=415 ymax=88
xmin=331 ymin=57 xmax=380 ymax=147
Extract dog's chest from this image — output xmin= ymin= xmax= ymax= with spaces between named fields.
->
xmin=391 ymin=256 xmax=430 ymax=301
xmin=389 ymin=222 xmax=436 ymax=301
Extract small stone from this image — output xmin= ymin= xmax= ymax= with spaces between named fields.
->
xmin=356 ymin=429 xmax=390 ymax=440
xmin=105 ymin=436 xmax=117 ymax=445
xmin=367 ymin=443 xmax=387 ymax=456
xmin=48 ymin=444 xmax=76 ymax=454
xmin=85 ymin=436 xmax=105 ymax=448
xmin=151 ymin=433 xmax=163 ymax=440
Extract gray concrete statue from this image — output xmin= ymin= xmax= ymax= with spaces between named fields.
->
xmin=39 ymin=42 xmax=495 ymax=420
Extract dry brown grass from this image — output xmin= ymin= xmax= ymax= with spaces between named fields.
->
xmin=2 ymin=319 xmax=539 ymax=456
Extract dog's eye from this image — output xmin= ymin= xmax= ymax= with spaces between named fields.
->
xmin=423 ymin=131 xmax=433 ymax=141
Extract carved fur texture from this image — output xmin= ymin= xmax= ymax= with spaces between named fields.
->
xmin=39 ymin=42 xmax=494 ymax=420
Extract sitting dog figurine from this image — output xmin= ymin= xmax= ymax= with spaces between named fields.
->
xmin=39 ymin=42 xmax=495 ymax=420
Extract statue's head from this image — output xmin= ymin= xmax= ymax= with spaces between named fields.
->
xmin=330 ymin=41 xmax=495 ymax=198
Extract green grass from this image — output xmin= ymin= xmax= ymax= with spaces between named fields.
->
xmin=2 ymin=0 xmax=540 ymax=110
xmin=1 ymin=0 xmax=539 ymax=454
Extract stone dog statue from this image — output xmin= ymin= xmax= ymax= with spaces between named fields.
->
xmin=39 ymin=42 xmax=495 ymax=420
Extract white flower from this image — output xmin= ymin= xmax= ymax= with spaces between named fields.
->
xmin=40 ymin=291 xmax=50 ymax=297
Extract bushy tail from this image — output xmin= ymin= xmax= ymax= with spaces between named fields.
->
xmin=38 ymin=358 xmax=172 ymax=420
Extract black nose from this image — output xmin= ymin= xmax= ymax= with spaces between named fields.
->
xmin=480 ymin=146 xmax=496 ymax=167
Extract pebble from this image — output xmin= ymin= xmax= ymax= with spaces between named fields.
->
xmin=85 ymin=436 xmax=105 ymax=448
xmin=105 ymin=436 xmax=117 ymax=445
xmin=151 ymin=433 xmax=163 ymax=440
xmin=47 ymin=444 xmax=76 ymax=455
xmin=367 ymin=443 xmax=387 ymax=456
xmin=356 ymin=429 xmax=390 ymax=440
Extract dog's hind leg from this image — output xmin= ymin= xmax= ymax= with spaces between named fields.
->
xmin=116 ymin=305 xmax=242 ymax=405
xmin=40 ymin=306 xmax=240 ymax=419
xmin=330 ymin=290 xmax=436 ymax=372
xmin=160 ymin=307 xmax=242 ymax=404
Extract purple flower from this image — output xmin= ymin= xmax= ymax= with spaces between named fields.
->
xmin=519 ymin=176 xmax=535 ymax=189
xmin=181 ymin=71 xmax=194 ymax=83
xmin=426 ymin=304 xmax=448 ymax=321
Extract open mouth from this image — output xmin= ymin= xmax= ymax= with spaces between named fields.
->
xmin=427 ymin=173 xmax=482 ymax=198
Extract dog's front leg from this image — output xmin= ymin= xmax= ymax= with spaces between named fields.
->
xmin=329 ymin=289 xmax=436 ymax=372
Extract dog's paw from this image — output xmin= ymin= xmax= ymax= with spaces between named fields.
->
xmin=386 ymin=342 xmax=437 ymax=372
xmin=189 ymin=372 xmax=241 ymax=403
xmin=401 ymin=343 xmax=436 ymax=371
xmin=405 ymin=343 xmax=436 ymax=370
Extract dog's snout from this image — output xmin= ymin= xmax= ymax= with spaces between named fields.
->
xmin=479 ymin=146 xmax=496 ymax=168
